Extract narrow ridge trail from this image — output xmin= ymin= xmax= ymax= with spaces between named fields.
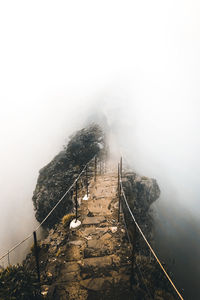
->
xmin=47 ymin=165 xmax=133 ymax=299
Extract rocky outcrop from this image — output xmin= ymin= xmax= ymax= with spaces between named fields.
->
xmin=122 ymin=172 xmax=160 ymax=211
xmin=32 ymin=124 xmax=105 ymax=228
xmin=122 ymin=172 xmax=160 ymax=242
xmin=121 ymin=172 xmax=177 ymax=299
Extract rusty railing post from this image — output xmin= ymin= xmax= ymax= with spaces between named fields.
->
xmin=120 ymin=156 xmax=122 ymax=178
xmin=94 ymin=156 xmax=97 ymax=182
xmin=86 ymin=165 xmax=88 ymax=197
xmin=33 ymin=231 xmax=40 ymax=285
xmin=7 ymin=250 xmax=10 ymax=266
xmin=70 ymin=188 xmax=73 ymax=201
xmin=118 ymin=162 xmax=120 ymax=197
xmin=130 ymin=245 xmax=134 ymax=290
xmin=118 ymin=163 xmax=121 ymax=222
xmin=130 ymin=224 xmax=137 ymax=290
xmin=75 ymin=180 xmax=78 ymax=221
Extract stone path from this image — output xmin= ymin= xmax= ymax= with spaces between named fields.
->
xmin=45 ymin=168 xmax=133 ymax=299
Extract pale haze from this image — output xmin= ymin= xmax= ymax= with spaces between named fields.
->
xmin=0 ymin=1 xmax=200 ymax=297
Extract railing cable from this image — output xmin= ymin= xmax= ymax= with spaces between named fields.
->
xmin=119 ymin=172 xmax=184 ymax=300
xmin=121 ymin=208 xmax=153 ymax=299
xmin=0 ymin=156 xmax=95 ymax=263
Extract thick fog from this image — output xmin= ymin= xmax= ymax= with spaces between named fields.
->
xmin=1 ymin=0 xmax=200 ymax=297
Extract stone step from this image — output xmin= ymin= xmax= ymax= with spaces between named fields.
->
xmin=80 ymin=276 xmax=113 ymax=291
xmin=80 ymin=274 xmax=130 ymax=292
xmin=80 ymin=226 xmax=109 ymax=237
xmin=87 ymin=199 xmax=112 ymax=215
xmin=82 ymin=216 xmax=106 ymax=225
xmin=80 ymin=255 xmax=113 ymax=270
xmin=79 ymin=254 xmax=125 ymax=271
xmin=59 ymin=262 xmax=80 ymax=282
xmin=84 ymin=234 xmax=114 ymax=258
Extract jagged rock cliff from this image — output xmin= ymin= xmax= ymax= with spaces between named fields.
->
xmin=122 ymin=173 xmax=176 ymax=299
xmin=123 ymin=172 xmax=160 ymax=210
xmin=122 ymin=172 xmax=160 ymax=242
xmin=32 ymin=124 xmax=106 ymax=228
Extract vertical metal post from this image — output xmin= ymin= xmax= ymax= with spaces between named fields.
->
xmin=118 ymin=163 xmax=121 ymax=222
xmin=130 ymin=245 xmax=134 ymax=290
xmin=120 ymin=157 xmax=122 ymax=178
xmin=75 ymin=180 xmax=78 ymax=221
xmin=33 ymin=231 xmax=40 ymax=285
xmin=130 ymin=224 xmax=136 ymax=290
xmin=86 ymin=165 xmax=88 ymax=197
xmin=94 ymin=156 xmax=97 ymax=182
xmin=118 ymin=162 xmax=120 ymax=197
xmin=70 ymin=189 xmax=73 ymax=201
xmin=7 ymin=250 xmax=10 ymax=266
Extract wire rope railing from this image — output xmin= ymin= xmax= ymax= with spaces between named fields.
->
xmin=0 ymin=153 xmax=183 ymax=300
xmin=117 ymin=157 xmax=184 ymax=300
xmin=0 ymin=154 xmax=101 ymax=268
xmin=121 ymin=210 xmax=153 ymax=299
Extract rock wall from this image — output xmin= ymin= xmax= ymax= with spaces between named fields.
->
xmin=32 ymin=124 xmax=105 ymax=228
xmin=122 ymin=171 xmax=160 ymax=241
xmin=122 ymin=172 xmax=177 ymax=299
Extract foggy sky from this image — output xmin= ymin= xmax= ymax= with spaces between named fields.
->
xmin=0 ymin=1 xmax=200 ymax=292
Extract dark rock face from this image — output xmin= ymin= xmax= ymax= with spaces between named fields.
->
xmin=32 ymin=124 xmax=106 ymax=228
xmin=122 ymin=172 xmax=160 ymax=211
xmin=32 ymin=151 xmax=74 ymax=228
xmin=122 ymin=172 xmax=160 ymax=241
xmin=121 ymin=172 xmax=177 ymax=299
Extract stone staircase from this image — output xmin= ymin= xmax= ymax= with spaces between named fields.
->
xmin=46 ymin=170 xmax=133 ymax=299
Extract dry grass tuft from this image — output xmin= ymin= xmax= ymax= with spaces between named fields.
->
xmin=62 ymin=213 xmax=75 ymax=228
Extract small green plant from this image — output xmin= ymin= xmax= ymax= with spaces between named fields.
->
xmin=62 ymin=213 xmax=75 ymax=228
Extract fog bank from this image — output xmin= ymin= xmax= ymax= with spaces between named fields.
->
xmin=1 ymin=1 xmax=200 ymax=297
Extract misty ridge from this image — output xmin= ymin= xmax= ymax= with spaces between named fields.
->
xmin=2 ymin=118 xmax=186 ymax=299
xmin=1 ymin=0 xmax=200 ymax=298
xmin=1 ymin=103 xmax=200 ymax=298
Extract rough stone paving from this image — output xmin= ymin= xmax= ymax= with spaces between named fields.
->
xmin=42 ymin=164 xmax=134 ymax=299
